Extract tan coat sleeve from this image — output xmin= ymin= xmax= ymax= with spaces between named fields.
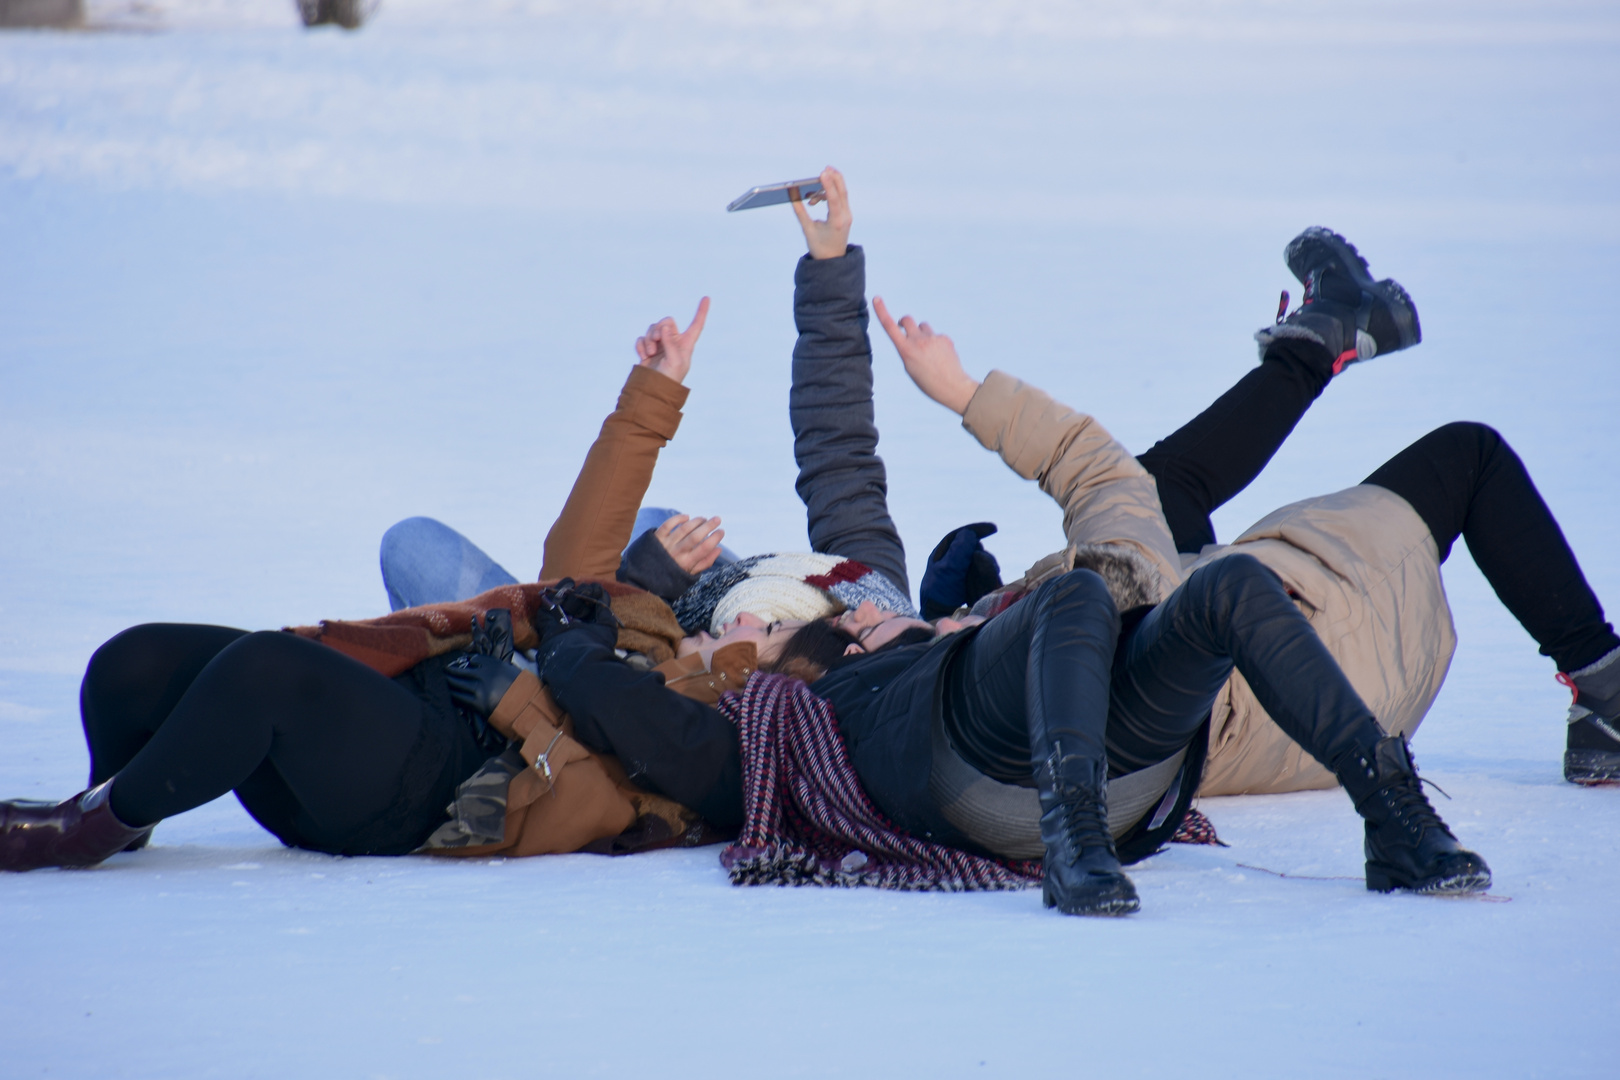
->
xmin=540 ymin=364 xmax=689 ymax=582
xmin=961 ymin=370 xmax=1183 ymax=597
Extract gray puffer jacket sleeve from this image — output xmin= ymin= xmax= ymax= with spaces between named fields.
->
xmin=790 ymin=245 xmax=910 ymax=597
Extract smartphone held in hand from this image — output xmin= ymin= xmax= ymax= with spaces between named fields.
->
xmin=726 ymin=177 xmax=825 ymax=212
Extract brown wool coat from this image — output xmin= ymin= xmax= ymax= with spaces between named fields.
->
xmin=291 ymin=364 xmax=744 ymax=857
xmin=962 ymin=370 xmax=1455 ymax=797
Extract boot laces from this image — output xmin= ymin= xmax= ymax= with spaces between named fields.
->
xmin=1052 ymin=782 xmax=1112 ymax=851
xmin=1379 ymin=773 xmax=1455 ymax=840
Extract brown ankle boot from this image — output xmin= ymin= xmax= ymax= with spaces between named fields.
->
xmin=0 ymin=780 xmax=153 ymax=872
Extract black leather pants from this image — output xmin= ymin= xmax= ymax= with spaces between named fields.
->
xmin=1110 ymin=553 xmax=1383 ymax=773
xmin=945 ymin=569 xmax=1120 ymax=784
xmin=949 ymin=554 xmax=1385 ymax=782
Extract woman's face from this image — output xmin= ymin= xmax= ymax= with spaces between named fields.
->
xmin=677 ymin=612 xmax=806 ymax=664
xmin=832 ymin=600 xmax=937 ymax=650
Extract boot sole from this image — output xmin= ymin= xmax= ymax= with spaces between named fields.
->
xmin=1374 ymin=278 xmax=1422 ymax=350
xmin=1365 ymin=863 xmax=1493 ymax=896
xmin=1043 ymin=881 xmax=1141 ymax=916
xmin=1286 ymin=227 xmax=1376 ymax=290
xmin=1285 ymin=228 xmax=1421 ymax=352
xmin=1565 ymin=748 xmax=1620 ymax=785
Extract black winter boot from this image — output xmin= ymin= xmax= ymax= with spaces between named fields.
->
xmin=1334 ymin=736 xmax=1491 ymax=895
xmin=1257 ymin=227 xmax=1421 ymax=376
xmin=1561 ymin=646 xmax=1620 ymax=784
xmin=0 ymin=780 xmax=153 ymax=872
xmin=1036 ymin=751 xmax=1139 ymax=916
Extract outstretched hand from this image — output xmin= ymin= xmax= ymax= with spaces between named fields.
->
xmin=634 ymin=296 xmax=711 ymax=384
xmin=790 ymin=166 xmax=852 ymax=261
xmin=655 ymin=513 xmax=726 ymax=575
xmin=872 ymin=296 xmax=981 ymax=415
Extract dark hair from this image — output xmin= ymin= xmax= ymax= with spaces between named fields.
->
xmin=763 ymin=620 xmax=861 ymax=683
xmin=876 ymin=626 xmax=936 ymax=651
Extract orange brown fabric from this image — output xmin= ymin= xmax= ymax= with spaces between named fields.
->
xmin=541 ymin=363 xmax=689 ymax=582
xmin=430 ymin=643 xmax=758 ymax=859
xmin=287 ymin=578 xmax=688 ymax=677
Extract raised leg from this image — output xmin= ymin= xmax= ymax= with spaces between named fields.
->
xmin=379 ymin=516 xmax=518 ymax=610
xmin=1362 ymin=420 xmax=1620 ymax=784
xmin=1113 ymin=554 xmax=1490 ymax=894
xmin=1363 ymin=422 xmax=1618 ymax=671
xmin=1136 ymin=337 xmax=1334 ymax=554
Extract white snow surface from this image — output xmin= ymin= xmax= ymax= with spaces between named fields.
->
xmin=2 ymin=2 xmax=1618 ymax=1076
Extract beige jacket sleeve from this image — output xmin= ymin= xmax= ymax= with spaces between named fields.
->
xmin=539 ymin=364 xmax=689 ymax=582
xmin=961 ymin=370 xmax=1183 ymax=599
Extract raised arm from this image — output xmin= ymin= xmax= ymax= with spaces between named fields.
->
xmin=874 ymin=297 xmax=1183 ymax=598
xmin=787 ymin=168 xmax=910 ymax=596
xmin=539 ymin=299 xmax=713 ymax=581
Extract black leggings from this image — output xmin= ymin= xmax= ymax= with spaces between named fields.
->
xmin=1137 ymin=337 xmax=1331 ymax=554
xmin=81 ymin=624 xmax=486 ymax=855
xmin=1364 ymin=423 xmax=1620 ymax=671
xmin=1137 ymin=341 xmax=1617 ymax=673
xmin=947 ymin=558 xmax=1382 ymax=783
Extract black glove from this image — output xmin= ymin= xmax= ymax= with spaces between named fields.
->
xmin=445 ymin=652 xmax=523 ymax=718
xmin=919 ymin=522 xmax=1002 ymax=620
xmin=469 ymin=608 xmax=515 ymax=664
xmin=532 ymin=579 xmax=620 ymax=658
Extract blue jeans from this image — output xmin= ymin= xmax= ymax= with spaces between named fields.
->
xmin=379 ymin=517 xmax=520 ymax=611
xmin=379 ymin=508 xmax=733 ymax=611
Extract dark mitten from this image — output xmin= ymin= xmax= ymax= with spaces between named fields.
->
xmin=445 ymin=653 xmax=523 ymax=717
xmin=920 ymin=522 xmax=1002 ymax=619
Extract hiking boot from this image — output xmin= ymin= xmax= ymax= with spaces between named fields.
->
xmin=1561 ymin=646 xmax=1620 ymax=784
xmin=0 ymin=780 xmax=152 ymax=872
xmin=1334 ymin=735 xmax=1490 ymax=894
xmin=1258 ymin=227 xmax=1422 ymax=376
xmin=1036 ymin=754 xmax=1139 ymax=916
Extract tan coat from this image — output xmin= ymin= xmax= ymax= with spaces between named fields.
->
xmin=962 ymin=370 xmax=1455 ymax=796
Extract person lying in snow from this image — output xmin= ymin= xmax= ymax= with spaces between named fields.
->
xmin=0 ymin=301 xmax=734 ymax=872
xmin=0 ymin=169 xmax=1493 ymax=918
xmin=400 ymin=169 xmax=1492 ymax=913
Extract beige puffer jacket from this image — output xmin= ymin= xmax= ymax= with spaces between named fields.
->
xmin=962 ymin=370 xmax=1455 ymax=796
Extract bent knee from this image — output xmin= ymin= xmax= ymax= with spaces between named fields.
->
xmin=380 ymin=516 xmax=452 ymax=560
xmin=1191 ymin=552 xmax=1282 ymax=596
xmin=1034 ymin=568 xmax=1121 ymax=629
xmin=1427 ymin=420 xmax=1504 ymax=461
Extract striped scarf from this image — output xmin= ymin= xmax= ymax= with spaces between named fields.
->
xmin=717 ymin=673 xmax=1042 ymax=892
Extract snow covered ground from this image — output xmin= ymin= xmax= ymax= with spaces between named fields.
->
xmin=2 ymin=1 xmax=1618 ymax=1075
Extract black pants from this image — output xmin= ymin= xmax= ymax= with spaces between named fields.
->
xmin=1137 ymin=337 xmax=1331 ymax=554
xmin=947 ymin=558 xmax=1382 ymax=784
xmin=80 ymin=624 xmax=486 ymax=855
xmin=1364 ymin=423 xmax=1620 ymax=671
xmin=1137 ymin=342 xmax=1618 ymax=673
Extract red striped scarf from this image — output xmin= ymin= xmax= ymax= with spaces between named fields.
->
xmin=716 ymin=673 xmax=1042 ymax=892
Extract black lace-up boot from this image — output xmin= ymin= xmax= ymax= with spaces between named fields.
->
xmin=0 ymin=780 xmax=153 ymax=872
xmin=1334 ymin=736 xmax=1491 ymax=895
xmin=1560 ymin=646 xmax=1620 ymax=784
xmin=1257 ymin=227 xmax=1421 ymax=376
xmin=1035 ymin=750 xmax=1139 ymax=916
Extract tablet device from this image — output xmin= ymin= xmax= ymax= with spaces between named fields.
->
xmin=726 ymin=177 xmax=825 ymax=212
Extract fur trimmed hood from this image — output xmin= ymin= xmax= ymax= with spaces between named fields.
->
xmin=970 ymin=541 xmax=1164 ymax=619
